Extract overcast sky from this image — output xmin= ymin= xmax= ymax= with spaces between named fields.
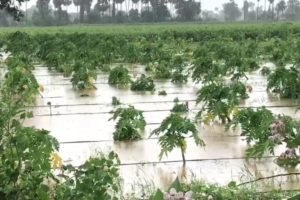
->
xmin=19 ymin=0 xmax=271 ymax=13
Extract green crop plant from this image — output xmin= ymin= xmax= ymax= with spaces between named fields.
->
xmin=109 ymin=106 xmax=146 ymax=141
xmin=131 ymin=74 xmax=155 ymax=91
xmin=108 ymin=65 xmax=132 ymax=85
xmin=151 ymin=113 xmax=204 ymax=165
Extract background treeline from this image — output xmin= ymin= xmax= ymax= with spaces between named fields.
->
xmin=0 ymin=0 xmax=300 ymax=26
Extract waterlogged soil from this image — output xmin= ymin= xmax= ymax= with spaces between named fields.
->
xmin=24 ymin=64 xmax=300 ymax=194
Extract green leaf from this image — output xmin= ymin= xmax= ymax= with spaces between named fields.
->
xmin=168 ymin=177 xmax=182 ymax=192
xmin=227 ymin=181 xmax=237 ymax=188
xmin=149 ymin=189 xmax=164 ymax=200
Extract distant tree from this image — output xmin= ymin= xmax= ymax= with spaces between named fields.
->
xmin=32 ymin=0 xmax=53 ymax=26
xmin=54 ymin=10 xmax=70 ymax=25
xmin=276 ymin=0 xmax=286 ymax=19
xmin=257 ymin=0 xmax=260 ymax=19
xmin=153 ymin=3 xmax=170 ymax=21
xmin=73 ymin=0 xmax=93 ymax=23
xmin=285 ymin=0 xmax=300 ymax=19
xmin=115 ymin=0 xmax=124 ymax=13
xmin=129 ymin=8 xmax=139 ymax=21
xmin=0 ymin=10 xmax=9 ymax=26
xmin=0 ymin=0 xmax=26 ymax=20
xmin=175 ymin=0 xmax=201 ymax=21
xmin=132 ymin=0 xmax=139 ymax=9
xmin=268 ymin=0 xmax=275 ymax=20
xmin=223 ymin=0 xmax=242 ymax=21
xmin=141 ymin=8 xmax=153 ymax=22
xmin=87 ymin=10 xmax=101 ymax=23
xmin=94 ymin=0 xmax=109 ymax=18
xmin=243 ymin=0 xmax=249 ymax=20
xmin=115 ymin=10 xmax=127 ymax=22
xmin=53 ymin=0 xmax=71 ymax=25
xmin=246 ymin=1 xmax=256 ymax=20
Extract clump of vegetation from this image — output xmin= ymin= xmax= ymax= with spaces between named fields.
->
xmin=2 ymin=67 xmax=40 ymax=104
xmin=109 ymin=106 xmax=146 ymax=141
xmin=158 ymin=90 xmax=167 ymax=96
xmin=171 ymin=98 xmax=189 ymax=113
xmin=99 ymin=64 xmax=111 ymax=72
xmin=229 ymin=107 xmax=300 ymax=166
xmin=112 ymin=96 xmax=121 ymax=106
xmin=153 ymin=61 xmax=172 ymax=79
xmin=196 ymin=81 xmax=248 ymax=124
xmin=170 ymin=54 xmax=189 ymax=84
xmin=260 ymin=66 xmax=271 ymax=76
xmin=108 ymin=65 xmax=132 ymax=85
xmin=55 ymin=152 xmax=121 ymax=200
xmin=0 ymin=95 xmax=60 ymax=199
xmin=131 ymin=74 xmax=155 ymax=91
xmin=151 ymin=113 xmax=204 ymax=165
xmin=6 ymin=53 xmax=34 ymax=71
xmin=267 ymin=66 xmax=300 ymax=99
xmin=71 ymin=66 xmax=97 ymax=91
xmin=171 ymin=70 xmax=188 ymax=84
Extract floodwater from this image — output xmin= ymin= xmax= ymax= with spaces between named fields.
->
xmin=23 ymin=64 xmax=300 ymax=195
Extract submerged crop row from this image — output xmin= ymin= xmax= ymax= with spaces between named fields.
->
xmin=0 ymin=24 xmax=300 ymax=199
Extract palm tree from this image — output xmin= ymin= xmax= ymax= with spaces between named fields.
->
xmin=53 ymin=0 xmax=71 ymax=25
xmin=73 ymin=0 xmax=92 ymax=23
xmin=116 ymin=0 xmax=124 ymax=12
xmin=257 ymin=0 xmax=260 ymax=20
xmin=276 ymin=0 xmax=286 ymax=19
xmin=95 ymin=0 xmax=109 ymax=17
xmin=132 ymin=0 xmax=139 ymax=9
xmin=269 ymin=0 xmax=275 ymax=20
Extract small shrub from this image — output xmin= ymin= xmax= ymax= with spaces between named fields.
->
xmin=112 ymin=96 xmax=121 ymax=106
xmin=131 ymin=74 xmax=155 ymax=91
xmin=108 ymin=65 xmax=131 ymax=85
xmin=109 ymin=106 xmax=146 ymax=141
xmin=260 ymin=66 xmax=271 ymax=76
xmin=71 ymin=66 xmax=97 ymax=91
xmin=55 ymin=152 xmax=121 ymax=200
xmin=158 ymin=90 xmax=167 ymax=95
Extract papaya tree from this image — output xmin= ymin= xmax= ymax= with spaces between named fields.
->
xmin=108 ymin=65 xmax=132 ymax=85
xmin=196 ymin=81 xmax=248 ymax=124
xmin=130 ymin=74 xmax=155 ymax=91
xmin=151 ymin=113 xmax=205 ymax=165
xmin=71 ymin=65 xmax=97 ymax=91
xmin=228 ymin=107 xmax=300 ymax=167
xmin=109 ymin=106 xmax=146 ymax=141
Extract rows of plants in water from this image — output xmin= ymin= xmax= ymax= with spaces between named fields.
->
xmin=0 ymin=26 xmax=300 ymax=199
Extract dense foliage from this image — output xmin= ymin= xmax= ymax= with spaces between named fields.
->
xmin=110 ymin=106 xmax=146 ymax=141
xmin=196 ymin=81 xmax=248 ymax=124
xmin=229 ymin=107 xmax=300 ymax=166
xmin=131 ymin=74 xmax=155 ymax=91
xmin=55 ymin=152 xmax=121 ymax=200
xmin=108 ymin=65 xmax=132 ymax=85
xmin=171 ymin=98 xmax=189 ymax=113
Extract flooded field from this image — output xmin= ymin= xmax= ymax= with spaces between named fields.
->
xmin=24 ymin=65 xmax=300 ymax=194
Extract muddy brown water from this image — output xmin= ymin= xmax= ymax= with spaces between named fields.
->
xmin=22 ymin=64 xmax=300 ymax=195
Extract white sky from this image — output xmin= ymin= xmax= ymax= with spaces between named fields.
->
xmin=19 ymin=0 xmax=273 ymax=13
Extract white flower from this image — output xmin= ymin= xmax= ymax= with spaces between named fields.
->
xmin=175 ymin=192 xmax=184 ymax=199
xmin=164 ymin=192 xmax=171 ymax=200
xmin=170 ymin=188 xmax=177 ymax=196
xmin=184 ymin=191 xmax=193 ymax=200
xmin=207 ymin=195 xmax=214 ymax=200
